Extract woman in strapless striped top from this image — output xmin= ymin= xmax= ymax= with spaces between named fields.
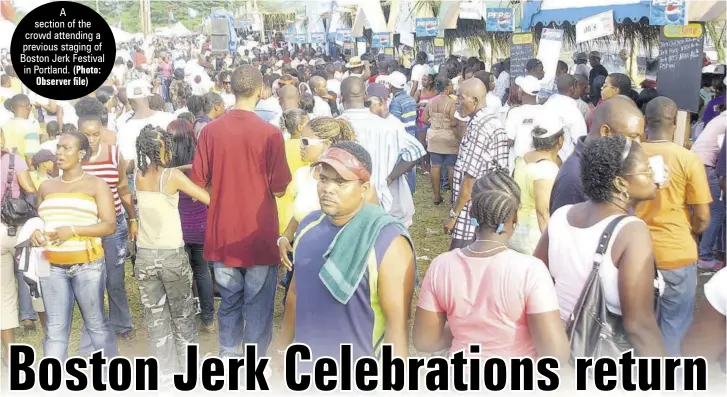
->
xmin=30 ymin=131 xmax=118 ymax=361
xmin=77 ymin=107 xmax=138 ymax=354
xmin=134 ymin=125 xmax=210 ymax=375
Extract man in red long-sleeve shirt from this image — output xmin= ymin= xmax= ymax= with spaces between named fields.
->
xmin=191 ymin=65 xmax=291 ymax=357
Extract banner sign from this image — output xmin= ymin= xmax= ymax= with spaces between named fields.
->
xmin=336 ymin=28 xmax=352 ymax=42
xmin=485 ymin=8 xmax=514 ymax=32
xmin=372 ymin=32 xmax=391 ymax=48
xmin=311 ymin=32 xmax=325 ymax=44
xmin=293 ymin=34 xmax=306 ymax=44
xmin=576 ymin=10 xmax=615 ymax=43
xmin=536 ymin=29 xmax=565 ymax=90
xmin=650 ymin=0 xmax=687 ymax=26
xmin=415 ymin=18 xmax=439 ymax=37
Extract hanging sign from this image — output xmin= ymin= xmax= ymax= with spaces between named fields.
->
xmin=415 ymin=18 xmax=439 ymax=37
xmin=372 ymin=32 xmax=391 ymax=49
xmin=336 ymin=28 xmax=352 ymax=42
xmin=576 ymin=10 xmax=615 ymax=43
xmin=657 ymin=23 xmax=704 ymax=112
xmin=650 ymin=0 xmax=687 ymax=26
xmin=537 ymin=29 xmax=565 ymax=90
xmin=311 ymin=32 xmax=325 ymax=44
xmin=382 ymin=47 xmax=395 ymax=62
xmin=485 ymin=8 xmax=514 ymax=32
xmin=293 ymin=34 xmax=306 ymax=44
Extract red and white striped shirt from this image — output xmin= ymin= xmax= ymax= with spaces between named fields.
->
xmin=83 ymin=145 xmax=123 ymax=215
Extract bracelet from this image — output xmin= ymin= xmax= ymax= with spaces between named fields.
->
xmin=70 ymin=226 xmax=78 ymax=237
xmin=128 ymin=218 xmax=138 ymax=223
xmin=276 ymin=349 xmax=286 ymax=356
xmin=277 ymin=236 xmax=289 ymax=246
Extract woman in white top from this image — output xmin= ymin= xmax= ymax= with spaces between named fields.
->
xmin=133 ymin=125 xmax=210 ymax=375
xmin=510 ymin=113 xmax=563 ymax=255
xmin=277 ymin=117 xmax=357 ymax=271
xmin=533 ymin=135 xmax=666 ymax=357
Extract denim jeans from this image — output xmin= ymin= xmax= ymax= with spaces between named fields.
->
xmin=16 ymin=269 xmax=37 ymax=322
xmin=135 ymin=248 xmax=197 ymax=375
xmin=40 ymin=259 xmax=118 ymax=361
xmin=186 ymin=243 xmax=215 ymax=325
xmin=658 ymin=263 xmax=697 ymax=356
xmin=699 ymin=167 xmax=725 ymax=261
xmin=80 ymin=214 xmax=132 ymax=355
xmin=213 ymin=263 xmax=277 ymax=357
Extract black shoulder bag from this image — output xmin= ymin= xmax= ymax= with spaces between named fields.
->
xmin=565 ymin=215 xmax=661 ymax=363
xmin=1 ymin=154 xmax=37 ymax=226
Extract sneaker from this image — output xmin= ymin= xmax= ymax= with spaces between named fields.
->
xmin=698 ymin=259 xmax=724 ymax=270
xmin=20 ymin=319 xmax=36 ymax=332
xmin=118 ymin=330 xmax=136 ymax=341
xmin=200 ymin=321 xmax=216 ymax=333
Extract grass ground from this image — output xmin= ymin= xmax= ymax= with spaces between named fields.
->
xmin=2 ymin=174 xmax=725 ymax=391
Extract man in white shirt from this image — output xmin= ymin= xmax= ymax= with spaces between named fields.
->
xmin=505 ymin=75 xmax=544 ymax=171
xmin=325 ymin=64 xmax=341 ymax=97
xmin=493 ymin=58 xmax=511 ymax=100
xmin=338 ymin=78 xmax=425 ymax=221
xmin=569 ymin=52 xmax=591 ymax=79
xmin=409 ymin=51 xmax=431 ymax=97
xmin=309 ymin=76 xmax=333 ymax=118
xmin=543 ymin=74 xmax=588 ymax=161
xmin=117 ymin=80 xmax=177 ymax=173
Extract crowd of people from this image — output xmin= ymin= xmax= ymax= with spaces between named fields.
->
xmin=0 ymin=32 xmax=725 ymax=385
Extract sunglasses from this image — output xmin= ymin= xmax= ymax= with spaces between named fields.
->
xmin=300 ymin=137 xmax=324 ymax=147
xmin=223 ymin=81 xmax=232 ymax=84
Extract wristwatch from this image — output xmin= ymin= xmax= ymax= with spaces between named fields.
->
xmin=449 ymin=209 xmax=457 ymax=219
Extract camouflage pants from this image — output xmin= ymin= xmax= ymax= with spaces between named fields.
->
xmin=134 ymin=247 xmax=197 ymax=374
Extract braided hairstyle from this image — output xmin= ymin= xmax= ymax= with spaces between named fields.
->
xmin=307 ymin=117 xmax=356 ymax=145
xmin=469 ymin=164 xmax=522 ymax=231
xmin=135 ymin=125 xmax=175 ymax=175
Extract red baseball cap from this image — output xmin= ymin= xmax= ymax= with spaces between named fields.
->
xmin=312 ymin=147 xmax=371 ymax=182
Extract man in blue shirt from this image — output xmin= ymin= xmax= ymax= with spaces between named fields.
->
xmin=387 ymin=71 xmax=419 ymax=193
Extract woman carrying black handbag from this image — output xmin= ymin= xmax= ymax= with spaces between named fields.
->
xmin=534 ymin=135 xmax=665 ymax=359
xmin=0 ymin=145 xmax=40 ymax=366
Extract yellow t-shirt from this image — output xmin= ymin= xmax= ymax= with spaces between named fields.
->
xmin=635 ymin=142 xmax=713 ymax=269
xmin=1 ymin=118 xmax=40 ymax=160
xmin=30 ymin=171 xmax=49 ymax=190
xmin=276 ymin=139 xmax=309 ymax=233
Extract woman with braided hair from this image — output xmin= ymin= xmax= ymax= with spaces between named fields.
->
xmin=413 ymin=165 xmax=570 ymax=361
xmin=133 ymin=125 xmax=210 ymax=375
xmin=277 ymin=117 xmax=357 ymax=293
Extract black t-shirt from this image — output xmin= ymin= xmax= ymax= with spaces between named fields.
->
xmin=589 ymin=64 xmax=608 ymax=90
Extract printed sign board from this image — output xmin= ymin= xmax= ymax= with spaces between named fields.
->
xmin=485 ymin=8 xmax=514 ymax=32
xmin=576 ymin=11 xmax=615 ymax=43
xmin=415 ymin=18 xmax=439 ymax=37
xmin=657 ymin=23 xmax=704 ymax=112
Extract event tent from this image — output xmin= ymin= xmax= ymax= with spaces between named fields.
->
xmin=111 ymin=26 xmax=134 ymax=43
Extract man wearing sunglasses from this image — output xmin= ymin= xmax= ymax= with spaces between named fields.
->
xmin=273 ymin=142 xmax=415 ymax=368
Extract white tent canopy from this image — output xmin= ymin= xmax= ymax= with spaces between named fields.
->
xmin=111 ymin=26 xmax=133 ymax=43
xmin=0 ymin=20 xmax=15 ymax=50
xmin=170 ymin=21 xmax=193 ymax=37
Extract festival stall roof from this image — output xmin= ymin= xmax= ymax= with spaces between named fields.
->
xmin=169 ymin=21 xmax=194 ymax=37
xmin=522 ymin=0 xmax=726 ymax=30
xmin=0 ymin=19 xmax=15 ymax=50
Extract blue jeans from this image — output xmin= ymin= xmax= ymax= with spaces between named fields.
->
xmin=186 ymin=243 xmax=215 ymax=325
xmin=16 ymin=269 xmax=37 ymax=322
xmin=658 ymin=263 xmax=697 ymax=356
xmin=699 ymin=167 xmax=725 ymax=261
xmin=213 ymin=263 xmax=277 ymax=357
xmin=80 ymin=214 xmax=132 ymax=355
xmin=40 ymin=259 xmax=118 ymax=361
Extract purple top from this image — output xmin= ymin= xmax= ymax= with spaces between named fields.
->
xmin=178 ymin=171 xmax=207 ymax=244
xmin=292 ymin=211 xmax=405 ymax=366
xmin=703 ymin=95 xmax=725 ymax=125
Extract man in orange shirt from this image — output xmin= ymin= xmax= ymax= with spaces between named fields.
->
xmin=635 ymin=97 xmax=712 ymax=356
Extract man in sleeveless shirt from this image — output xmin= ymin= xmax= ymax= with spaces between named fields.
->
xmin=273 ymin=142 xmax=416 ymax=368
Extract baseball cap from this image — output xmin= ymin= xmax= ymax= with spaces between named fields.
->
xmin=387 ymin=71 xmax=407 ymax=90
xmin=126 ymin=80 xmax=152 ymax=99
xmin=366 ymin=83 xmax=389 ymax=100
xmin=532 ymin=112 xmax=564 ymax=139
xmin=515 ymin=75 xmax=541 ymax=96
xmin=32 ymin=150 xmax=56 ymax=167
xmin=311 ymin=147 xmax=371 ymax=182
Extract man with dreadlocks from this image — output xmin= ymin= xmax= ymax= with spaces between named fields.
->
xmin=445 ymin=78 xmax=509 ymax=250
xmin=414 ymin=168 xmax=570 ymax=361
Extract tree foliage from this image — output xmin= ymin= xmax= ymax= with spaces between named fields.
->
xmin=73 ymin=0 xmax=246 ymax=33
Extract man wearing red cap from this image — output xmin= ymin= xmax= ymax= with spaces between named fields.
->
xmin=274 ymin=141 xmax=416 ymax=367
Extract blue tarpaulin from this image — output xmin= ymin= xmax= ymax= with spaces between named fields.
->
xmin=521 ymin=0 xmax=651 ymax=31
xmin=210 ymin=9 xmax=238 ymax=54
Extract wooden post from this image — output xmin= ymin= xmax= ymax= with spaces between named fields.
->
xmin=674 ymin=110 xmax=690 ymax=147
